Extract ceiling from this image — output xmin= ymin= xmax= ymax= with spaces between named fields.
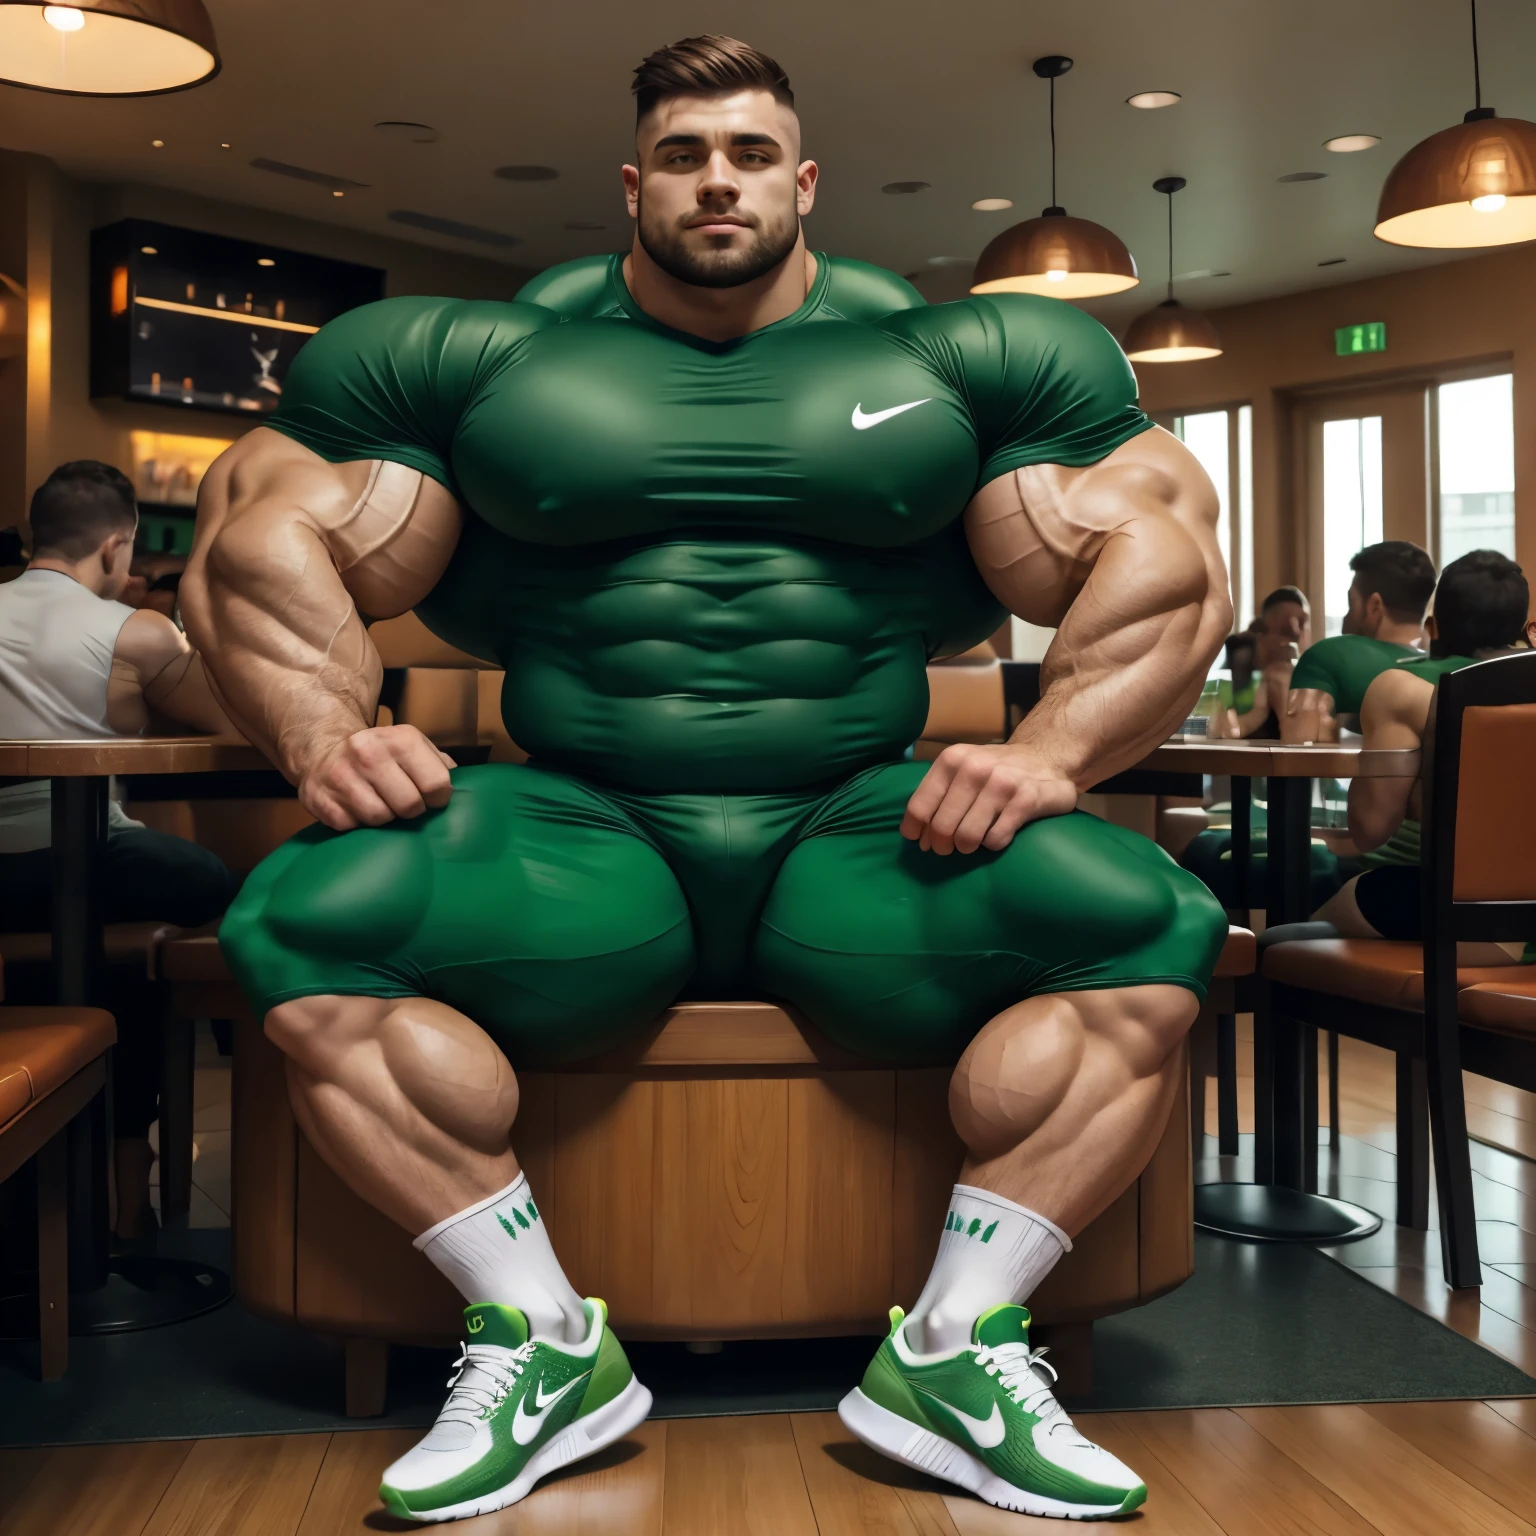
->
xmin=1 ymin=0 xmax=1532 ymax=328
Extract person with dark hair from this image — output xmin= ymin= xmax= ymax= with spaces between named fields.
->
xmin=182 ymin=35 xmax=1232 ymax=1520
xmin=1313 ymin=550 xmax=1532 ymax=942
xmin=1283 ymin=540 xmax=1435 ymax=741
xmin=0 ymin=459 xmax=239 ymax=1240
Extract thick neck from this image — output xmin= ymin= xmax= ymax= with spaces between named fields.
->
xmin=1374 ymin=615 xmax=1427 ymax=648
xmin=622 ymin=238 xmax=817 ymax=343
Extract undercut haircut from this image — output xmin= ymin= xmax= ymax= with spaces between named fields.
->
xmin=632 ymin=35 xmax=794 ymax=123
xmin=28 ymin=460 xmax=136 ymax=561
xmin=1349 ymin=540 xmax=1436 ymax=623
xmin=1432 ymin=550 xmax=1529 ymax=659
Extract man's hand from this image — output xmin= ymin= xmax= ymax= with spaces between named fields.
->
xmin=902 ymin=744 xmax=1078 ymax=855
xmin=1283 ymin=686 xmax=1339 ymax=745
xmin=300 ymin=724 xmax=457 ymax=831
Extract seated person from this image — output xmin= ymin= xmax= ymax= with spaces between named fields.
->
xmin=1282 ymin=540 xmax=1434 ymax=742
xmin=181 ymin=35 xmax=1230 ymax=1523
xmin=0 ymin=460 xmax=239 ymax=1238
xmin=1212 ymin=633 xmax=1270 ymax=738
xmin=1314 ymin=549 xmax=1530 ymax=952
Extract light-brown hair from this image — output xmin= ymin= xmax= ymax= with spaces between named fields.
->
xmin=632 ymin=35 xmax=794 ymax=124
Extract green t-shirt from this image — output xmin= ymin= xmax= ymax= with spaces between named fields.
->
xmin=1289 ymin=634 xmax=1420 ymax=714
xmin=267 ymin=253 xmax=1152 ymax=794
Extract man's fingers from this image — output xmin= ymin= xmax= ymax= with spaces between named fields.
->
xmin=367 ymin=758 xmax=432 ymax=821
xmin=901 ymin=754 xmax=961 ymax=839
xmin=950 ymin=780 xmax=1018 ymax=854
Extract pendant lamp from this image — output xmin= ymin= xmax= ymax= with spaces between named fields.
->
xmin=0 ymin=1 xmax=219 ymax=96
xmin=1124 ymin=178 xmax=1223 ymax=363
xmin=971 ymin=56 xmax=1139 ymax=299
xmin=1375 ymin=0 xmax=1536 ymax=248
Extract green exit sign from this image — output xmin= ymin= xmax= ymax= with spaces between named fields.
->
xmin=1335 ymin=321 xmax=1387 ymax=356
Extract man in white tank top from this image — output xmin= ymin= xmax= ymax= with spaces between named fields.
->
xmin=0 ymin=460 xmax=238 ymax=1239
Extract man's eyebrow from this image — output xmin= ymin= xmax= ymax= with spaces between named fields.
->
xmin=651 ymin=132 xmax=783 ymax=151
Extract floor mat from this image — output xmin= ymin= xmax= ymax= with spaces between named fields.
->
xmin=1 ymin=1226 xmax=1531 ymax=1446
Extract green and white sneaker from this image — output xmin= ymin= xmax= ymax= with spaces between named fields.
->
xmin=379 ymin=1297 xmax=651 ymax=1523
xmin=839 ymin=1303 xmax=1145 ymax=1521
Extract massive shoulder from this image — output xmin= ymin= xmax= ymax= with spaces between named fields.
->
xmin=193 ymin=427 xmax=464 ymax=619
xmin=960 ymin=425 xmax=1221 ymax=626
xmin=1359 ymin=662 xmax=1435 ymax=744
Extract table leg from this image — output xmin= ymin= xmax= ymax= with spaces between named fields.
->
xmin=35 ymin=775 xmax=232 ymax=1336
xmin=1229 ymin=776 xmax=1251 ymax=918
xmin=1194 ymin=773 xmax=1380 ymax=1247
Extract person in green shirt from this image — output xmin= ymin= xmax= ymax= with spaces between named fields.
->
xmin=180 ymin=35 xmax=1230 ymax=1524
xmin=1282 ymin=540 xmax=1435 ymax=741
xmin=1314 ymin=550 xmax=1531 ymax=941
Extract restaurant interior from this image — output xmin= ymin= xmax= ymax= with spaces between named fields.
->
xmin=4 ymin=1 xmax=1536 ymax=1532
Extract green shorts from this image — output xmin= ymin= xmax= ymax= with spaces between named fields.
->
xmin=221 ymin=761 xmax=1226 ymax=1066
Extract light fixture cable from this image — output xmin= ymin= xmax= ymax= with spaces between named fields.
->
xmin=1049 ymin=75 xmax=1058 ymax=208
xmin=1165 ymin=188 xmax=1174 ymax=301
xmin=1471 ymin=0 xmax=1482 ymax=110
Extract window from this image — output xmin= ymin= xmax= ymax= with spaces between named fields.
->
xmin=1437 ymin=374 xmax=1514 ymax=565
xmin=1173 ymin=406 xmax=1254 ymax=626
xmin=1320 ymin=416 xmax=1384 ymax=636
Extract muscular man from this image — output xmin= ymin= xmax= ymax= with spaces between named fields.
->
xmin=0 ymin=460 xmax=236 ymax=1237
xmin=182 ymin=37 xmax=1229 ymax=1523
xmin=1282 ymin=540 xmax=1434 ymax=743
xmin=1315 ymin=550 xmax=1531 ymax=944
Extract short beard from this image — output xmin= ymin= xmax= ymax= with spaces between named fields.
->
xmin=637 ymin=191 xmax=799 ymax=290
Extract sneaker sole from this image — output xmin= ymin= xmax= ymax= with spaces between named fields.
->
xmin=384 ymin=1374 xmax=654 ymax=1524
xmin=838 ymin=1387 xmax=1141 ymax=1521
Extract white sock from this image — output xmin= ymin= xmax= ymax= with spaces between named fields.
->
xmin=414 ymin=1172 xmax=587 ymax=1343
xmin=903 ymin=1184 xmax=1071 ymax=1355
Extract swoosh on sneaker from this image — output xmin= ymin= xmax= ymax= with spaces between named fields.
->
xmin=917 ymin=1388 xmax=1006 ymax=1449
xmin=510 ymin=1370 xmax=591 ymax=1446
xmin=851 ymin=399 xmax=933 ymax=430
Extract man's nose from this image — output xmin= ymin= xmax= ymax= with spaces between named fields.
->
xmin=697 ymin=150 xmax=740 ymax=203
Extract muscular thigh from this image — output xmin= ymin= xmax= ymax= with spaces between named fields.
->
xmin=221 ymin=763 xmax=695 ymax=1064
xmin=753 ymin=762 xmax=1227 ymax=1063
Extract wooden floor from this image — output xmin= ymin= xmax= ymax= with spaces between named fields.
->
xmin=5 ymin=1028 xmax=1536 ymax=1535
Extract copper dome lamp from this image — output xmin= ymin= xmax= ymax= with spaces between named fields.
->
xmin=1375 ymin=0 xmax=1536 ymax=248
xmin=0 ymin=1 xmax=219 ymax=95
xmin=971 ymin=56 xmax=1139 ymax=300
xmin=1124 ymin=177 xmax=1223 ymax=363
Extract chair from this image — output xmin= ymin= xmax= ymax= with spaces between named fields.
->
xmin=1262 ymin=651 xmax=1536 ymax=1287
xmin=0 ymin=950 xmax=116 ymax=1379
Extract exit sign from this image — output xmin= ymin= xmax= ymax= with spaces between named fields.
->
xmin=1335 ymin=321 xmax=1387 ymax=356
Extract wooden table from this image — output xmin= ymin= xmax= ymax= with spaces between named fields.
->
xmin=1130 ymin=737 xmax=1419 ymax=1246
xmin=0 ymin=737 xmax=262 ymax=1333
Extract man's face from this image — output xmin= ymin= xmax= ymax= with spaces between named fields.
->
xmin=1342 ymin=581 xmax=1370 ymax=637
xmin=623 ymin=89 xmax=816 ymax=289
xmin=1264 ymin=601 xmax=1308 ymax=645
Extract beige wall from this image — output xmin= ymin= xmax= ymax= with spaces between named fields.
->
xmin=0 ymin=150 xmax=538 ymax=531
xmin=1132 ymin=245 xmax=1536 ymax=611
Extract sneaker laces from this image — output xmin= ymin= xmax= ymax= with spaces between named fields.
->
xmin=974 ymin=1340 xmax=1072 ymax=1431
xmin=438 ymin=1339 xmax=537 ymax=1424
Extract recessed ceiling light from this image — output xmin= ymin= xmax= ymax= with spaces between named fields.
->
xmin=1127 ymin=90 xmax=1181 ymax=109
xmin=1323 ymin=134 xmax=1380 ymax=153
xmin=333 ymin=190 xmax=345 ymax=198
xmin=564 ymin=220 xmax=606 ymax=231
xmin=219 ymin=142 xmax=231 ymax=150
xmin=1318 ymin=256 xmax=1348 ymax=266
xmin=256 ymin=258 xmax=276 ymax=267
xmin=972 ymin=197 xmax=1013 ymax=212
xmin=375 ymin=121 xmax=439 ymax=145
xmin=150 ymin=139 xmax=165 ymax=149
xmin=495 ymin=165 xmax=559 ymax=182
xmin=882 ymin=181 xmax=930 ymax=195
xmin=140 ymin=246 xmax=158 ymax=256
xmin=1278 ymin=171 xmax=1327 ymax=183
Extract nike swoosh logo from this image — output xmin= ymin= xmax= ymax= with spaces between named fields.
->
xmin=851 ymin=398 xmax=933 ymax=430
xmin=919 ymin=1390 xmax=1006 ymax=1449
xmin=510 ymin=1370 xmax=590 ymax=1446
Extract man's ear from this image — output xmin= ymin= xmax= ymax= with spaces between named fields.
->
xmin=1425 ymin=613 xmax=1440 ymax=643
xmin=622 ymin=164 xmax=640 ymax=220
xmin=796 ymin=159 xmax=818 ymax=217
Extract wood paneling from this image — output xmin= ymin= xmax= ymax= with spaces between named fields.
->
xmin=790 ymin=1412 xmax=959 ymax=1536
xmin=891 ymin=1067 xmax=966 ymax=1308
xmin=0 ymin=1442 xmax=192 ymax=1536
xmin=231 ymin=1019 xmax=297 ymax=1322
xmin=295 ymin=1429 xmax=419 ymax=1536
xmin=1139 ymin=1041 xmax=1195 ymax=1302
xmin=661 ymin=1415 xmax=817 ymax=1536
xmin=141 ymin=1434 xmax=329 ymax=1536
xmin=1363 ymin=1400 xmax=1536 ymax=1524
xmin=1239 ymin=1403 xmax=1536 ymax=1536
